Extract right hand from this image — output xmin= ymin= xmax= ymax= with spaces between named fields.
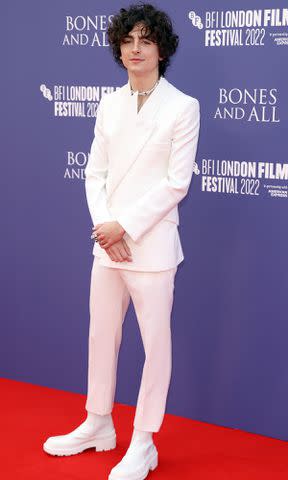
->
xmin=105 ymin=238 xmax=132 ymax=262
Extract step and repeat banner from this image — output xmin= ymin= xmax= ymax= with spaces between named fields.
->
xmin=2 ymin=1 xmax=288 ymax=440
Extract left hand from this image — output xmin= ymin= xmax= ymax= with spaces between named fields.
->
xmin=92 ymin=221 xmax=125 ymax=249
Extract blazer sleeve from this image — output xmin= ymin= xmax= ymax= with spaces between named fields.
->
xmin=116 ymin=98 xmax=200 ymax=243
xmin=84 ymin=95 xmax=114 ymax=225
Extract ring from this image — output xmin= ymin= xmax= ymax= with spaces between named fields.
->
xmin=90 ymin=233 xmax=98 ymax=242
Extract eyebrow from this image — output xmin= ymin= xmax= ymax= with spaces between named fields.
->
xmin=123 ymin=33 xmax=152 ymax=39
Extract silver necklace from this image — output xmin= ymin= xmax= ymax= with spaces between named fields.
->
xmin=130 ymin=77 xmax=161 ymax=96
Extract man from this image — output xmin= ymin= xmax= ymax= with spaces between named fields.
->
xmin=43 ymin=4 xmax=200 ymax=480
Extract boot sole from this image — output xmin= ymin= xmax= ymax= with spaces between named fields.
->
xmin=43 ymin=432 xmax=116 ymax=456
xmin=108 ymin=450 xmax=158 ymax=480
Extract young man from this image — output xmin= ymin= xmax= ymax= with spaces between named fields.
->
xmin=43 ymin=4 xmax=200 ymax=480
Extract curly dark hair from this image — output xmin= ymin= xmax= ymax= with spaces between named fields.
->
xmin=107 ymin=2 xmax=179 ymax=76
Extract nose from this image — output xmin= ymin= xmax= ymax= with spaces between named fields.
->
xmin=131 ymin=39 xmax=140 ymax=54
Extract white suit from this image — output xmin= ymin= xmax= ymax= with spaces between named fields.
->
xmin=84 ymin=75 xmax=200 ymax=432
xmin=85 ymin=75 xmax=200 ymax=271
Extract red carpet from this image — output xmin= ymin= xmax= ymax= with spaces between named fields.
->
xmin=0 ymin=378 xmax=287 ymax=479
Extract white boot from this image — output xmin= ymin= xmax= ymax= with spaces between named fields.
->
xmin=43 ymin=411 xmax=116 ymax=456
xmin=108 ymin=429 xmax=158 ymax=480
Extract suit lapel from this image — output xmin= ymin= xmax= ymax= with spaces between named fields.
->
xmin=106 ymin=76 xmax=169 ymax=201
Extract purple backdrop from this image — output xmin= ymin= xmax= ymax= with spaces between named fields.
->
xmin=1 ymin=0 xmax=288 ymax=441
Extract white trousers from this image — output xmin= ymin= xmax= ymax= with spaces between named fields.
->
xmin=85 ymin=255 xmax=177 ymax=432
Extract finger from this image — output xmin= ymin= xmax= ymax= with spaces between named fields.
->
xmin=118 ymin=245 xmax=133 ymax=262
xmin=111 ymin=245 xmax=125 ymax=262
xmin=106 ymin=248 xmax=117 ymax=262
xmin=93 ymin=227 xmax=104 ymax=235
xmin=108 ymin=246 xmax=119 ymax=262
xmin=98 ymin=237 xmax=107 ymax=245
xmin=114 ymin=249 xmax=124 ymax=262
xmin=122 ymin=238 xmax=131 ymax=253
xmin=122 ymin=240 xmax=132 ymax=257
xmin=121 ymin=240 xmax=132 ymax=260
xmin=97 ymin=234 xmax=105 ymax=240
xmin=101 ymin=241 xmax=110 ymax=248
xmin=92 ymin=223 xmax=103 ymax=231
xmin=118 ymin=247 xmax=128 ymax=261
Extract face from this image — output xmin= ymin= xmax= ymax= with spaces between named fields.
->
xmin=119 ymin=23 xmax=163 ymax=77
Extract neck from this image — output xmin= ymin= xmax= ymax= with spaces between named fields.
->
xmin=128 ymin=71 xmax=160 ymax=93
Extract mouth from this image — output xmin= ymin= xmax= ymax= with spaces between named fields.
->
xmin=130 ymin=59 xmax=144 ymax=62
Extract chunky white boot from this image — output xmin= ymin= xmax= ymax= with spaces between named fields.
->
xmin=43 ymin=412 xmax=116 ymax=456
xmin=108 ymin=429 xmax=158 ymax=480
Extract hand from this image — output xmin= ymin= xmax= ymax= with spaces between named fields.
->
xmin=93 ymin=221 xmax=125 ymax=249
xmin=105 ymin=238 xmax=132 ymax=262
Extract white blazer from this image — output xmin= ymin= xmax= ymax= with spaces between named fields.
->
xmin=85 ymin=75 xmax=200 ymax=271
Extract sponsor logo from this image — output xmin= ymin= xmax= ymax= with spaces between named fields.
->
xmin=40 ymin=84 xmax=53 ymax=101
xmin=188 ymin=11 xmax=203 ymax=30
xmin=40 ymin=84 xmax=119 ymax=117
xmin=188 ymin=8 xmax=288 ymax=47
xmin=199 ymin=158 xmax=288 ymax=198
xmin=193 ymin=161 xmax=200 ymax=175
